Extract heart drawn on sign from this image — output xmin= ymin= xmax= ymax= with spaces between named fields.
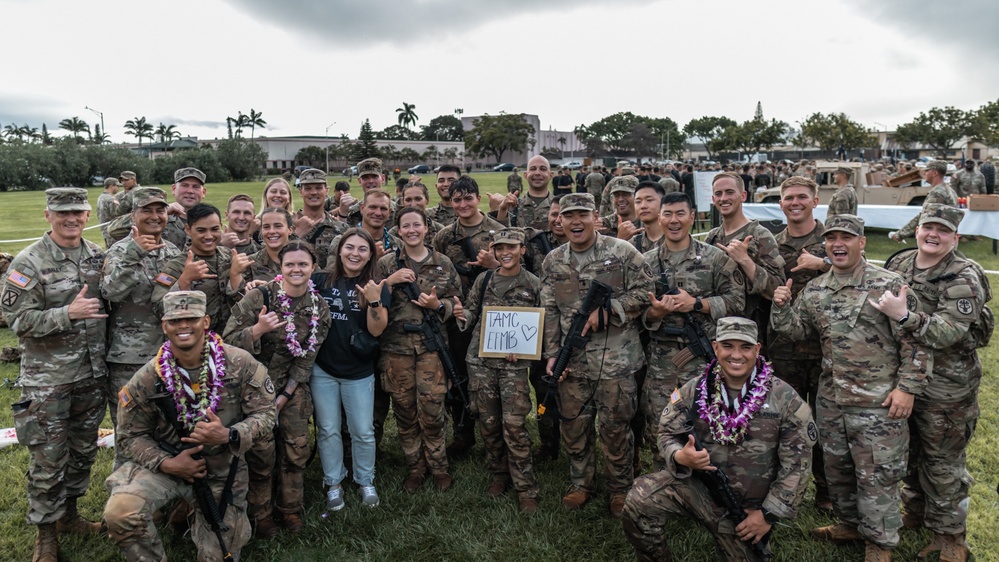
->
xmin=521 ymin=324 xmax=538 ymax=342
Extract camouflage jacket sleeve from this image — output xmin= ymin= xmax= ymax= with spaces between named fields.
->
xmin=897 ymin=186 xmax=956 ymax=239
xmin=827 ymin=188 xmax=853 ymax=216
xmin=101 ymin=237 xmax=153 ymax=302
xmin=744 ymin=225 xmax=785 ymax=299
xmin=223 ymin=287 xmax=265 ymax=356
xmin=657 ymin=379 xmax=699 ymax=480
xmin=769 ymin=281 xmax=817 ymax=342
xmin=150 ymin=253 xmax=186 ymax=316
xmin=762 ymin=381 xmax=816 ymax=519
xmin=227 ymin=348 xmax=276 ymax=457
xmin=3 ymin=256 xmax=74 ymax=339
xmin=607 ymin=240 xmax=655 ymax=326
xmin=539 ymin=251 xmax=562 ymax=360
xmin=116 ymin=362 xmax=175 ymax=473
xmin=707 ymin=251 xmax=745 ymax=321
xmin=456 ymin=270 xmax=486 ymax=333
xmin=898 ymin=260 xmax=984 ymax=349
xmin=885 ymin=276 xmax=931 ymax=397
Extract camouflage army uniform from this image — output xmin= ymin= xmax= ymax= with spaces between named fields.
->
xmin=103 ymin=233 xmax=182 ymax=460
xmin=598 ymin=214 xmax=642 ymax=239
xmin=426 ymin=202 xmax=456 ymax=226
xmin=333 ymin=226 xmax=402 ymax=262
xmin=769 ymin=219 xmax=830 ymax=502
xmin=770 ymin=258 xmax=931 ymax=548
xmin=507 ymin=171 xmax=523 ymax=193
xmin=97 ymin=191 xmax=119 ymax=247
xmin=704 ymin=221 xmax=785 ymax=350
xmin=827 ymin=185 xmax=858 ymax=216
xmin=374 ymin=250 xmax=462 ymax=480
xmin=151 ymin=247 xmax=240 ymax=334
xmin=295 ymin=210 xmax=347 ymax=269
xmin=585 ymin=171 xmax=606 ymax=199
xmin=641 ymin=238 xmax=745 ymax=462
xmin=896 ymin=183 xmax=958 ymax=240
xmin=223 ymin=281 xmax=330 ymax=521
xmin=161 ymin=214 xmax=189 ymax=250
xmin=951 ymin=169 xmax=985 ymax=197
xmin=458 ymin=266 xmax=541 ymax=500
xmin=3 ymin=233 xmax=108 ymax=526
xmin=114 ymin=188 xmax=135 ymax=217
xmin=104 ymin=339 xmax=276 ymax=562
xmin=232 ymin=237 xmax=260 ymax=256
xmin=885 ymin=246 xmax=989 ymax=538
xmin=244 ymin=249 xmax=282 ymax=284
xmin=623 ymin=371 xmax=816 ymax=562
xmin=540 ymin=234 xmax=654 ymax=496
xmin=514 ymin=192 xmax=553 ymax=231
xmin=627 ymin=231 xmax=663 ymax=254
xmin=523 ymin=228 xmax=562 ymax=276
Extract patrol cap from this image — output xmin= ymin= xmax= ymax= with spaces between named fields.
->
xmin=298 ymin=168 xmax=327 ymax=185
xmin=492 ymin=227 xmax=525 ymax=246
xmin=162 ymin=290 xmax=208 ymax=320
xmin=918 ymin=203 xmax=963 ymax=232
xmin=834 ymin=167 xmax=852 ymax=177
xmin=120 ymin=171 xmax=136 ymax=180
xmin=174 ymin=167 xmax=206 ymax=184
xmin=925 ymin=160 xmax=948 ymax=174
xmin=46 ymin=188 xmax=91 ymax=212
xmin=104 ymin=177 xmax=122 ymax=188
xmin=824 ymin=213 xmax=864 ymax=237
xmin=559 ymin=193 xmax=597 ymax=214
xmin=715 ymin=317 xmax=758 ymax=344
xmin=608 ymin=176 xmax=639 ymax=194
xmin=620 ymin=165 xmax=636 ymax=176
xmin=357 ymin=158 xmax=383 ymax=177
xmin=133 ymin=187 xmax=169 ymax=208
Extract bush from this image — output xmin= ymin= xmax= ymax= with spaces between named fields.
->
xmin=216 ymin=139 xmax=266 ymax=181
xmin=0 ymin=140 xmax=151 ymax=191
xmin=151 ymin=148 xmax=230 ymax=184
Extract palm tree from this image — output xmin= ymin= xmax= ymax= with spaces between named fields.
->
xmin=91 ymin=124 xmax=108 ymax=145
xmin=154 ymin=123 xmax=179 ymax=145
xmin=247 ymin=109 xmax=266 ymax=141
xmin=58 ymin=116 xmax=90 ymax=142
xmin=396 ymin=102 xmax=419 ymax=131
xmin=228 ymin=112 xmax=250 ymax=138
xmin=124 ymin=117 xmax=154 ymax=147
xmin=20 ymin=124 xmax=40 ymax=143
xmin=3 ymin=123 xmax=19 ymax=141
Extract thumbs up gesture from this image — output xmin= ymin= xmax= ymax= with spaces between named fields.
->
xmin=452 ymin=296 xmax=466 ymax=322
xmin=772 ymin=278 xmax=793 ymax=307
xmin=68 ymin=285 xmax=107 ymax=320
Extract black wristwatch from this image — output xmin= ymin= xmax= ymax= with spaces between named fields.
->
xmin=369 ymin=300 xmax=382 ymax=308
xmin=229 ymin=427 xmax=240 ymax=445
xmin=761 ymin=507 xmax=779 ymax=525
xmin=693 ymin=297 xmax=703 ymax=312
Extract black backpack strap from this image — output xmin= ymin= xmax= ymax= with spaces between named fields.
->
xmin=477 ymin=270 xmax=494 ymax=317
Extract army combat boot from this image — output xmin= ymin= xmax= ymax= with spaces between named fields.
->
xmin=32 ymin=523 xmax=57 ymax=562
xmin=56 ymin=496 xmax=102 ymax=535
xmin=864 ymin=542 xmax=892 ymax=562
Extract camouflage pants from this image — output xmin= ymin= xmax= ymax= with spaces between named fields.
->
xmin=769 ymin=355 xmax=828 ymax=501
xmin=108 ymin=362 xmax=145 ymax=469
xmin=558 ymin=373 xmax=637 ymax=494
xmin=468 ymin=364 xmax=539 ymax=498
xmin=104 ymin=460 xmax=250 ymax=562
xmin=817 ymin=396 xmax=908 ymax=548
xmin=380 ymin=351 xmax=449 ymax=476
xmin=246 ymin=384 xmax=312 ymax=519
xmin=529 ymin=359 xmax=560 ymax=454
xmin=623 ymin=471 xmax=767 ymax=562
xmin=642 ymin=341 xmax=707 ymax=466
xmin=901 ymin=396 xmax=977 ymax=535
xmin=13 ymin=376 xmax=105 ymax=525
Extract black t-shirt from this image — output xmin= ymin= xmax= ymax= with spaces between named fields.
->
xmin=313 ymin=273 xmax=391 ymax=380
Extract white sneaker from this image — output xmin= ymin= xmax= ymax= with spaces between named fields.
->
xmin=359 ymin=484 xmax=380 ymax=508
xmin=326 ymin=485 xmax=345 ymax=511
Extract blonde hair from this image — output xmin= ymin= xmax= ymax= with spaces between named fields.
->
xmin=779 ymin=176 xmax=818 ymax=197
xmin=261 ymin=177 xmax=294 ymax=216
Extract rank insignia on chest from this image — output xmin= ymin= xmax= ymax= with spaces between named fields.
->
xmin=155 ymin=272 xmax=177 ymax=287
xmin=670 ymin=388 xmax=682 ymax=404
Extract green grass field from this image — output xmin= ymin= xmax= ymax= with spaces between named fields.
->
xmin=0 ymin=174 xmax=997 ymax=561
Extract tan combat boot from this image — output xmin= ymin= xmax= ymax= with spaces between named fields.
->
xmin=864 ymin=542 xmax=892 ymax=562
xmin=937 ymin=533 xmax=969 ymax=562
xmin=32 ymin=523 xmax=58 ymax=562
xmin=810 ymin=522 xmax=863 ymax=543
xmin=56 ymin=496 xmax=102 ymax=535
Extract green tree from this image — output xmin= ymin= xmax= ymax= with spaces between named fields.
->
xmin=420 ymin=115 xmax=464 ymax=142
xmin=247 ymin=109 xmax=266 ymax=141
xmin=464 ymin=113 xmax=536 ymax=163
xmin=216 ymin=138 xmax=266 ymax=180
xmin=396 ymin=102 xmax=419 ymax=130
xmin=799 ymin=112 xmax=873 ymax=156
xmin=683 ymin=116 xmax=738 ymax=160
xmin=227 ymin=113 xmax=250 ymax=138
xmin=295 ymin=146 xmax=326 ymax=168
xmin=969 ymin=98 xmax=999 ymax=147
xmin=721 ymin=117 xmax=788 ymax=156
xmin=376 ymin=125 xmax=417 ymax=141
xmin=41 ymin=123 xmax=53 ymax=145
xmin=353 ymin=119 xmax=380 ymax=161
xmin=124 ymin=117 xmax=154 ymax=147
xmin=894 ymin=107 xmax=971 ymax=158
xmin=576 ymin=112 xmax=685 ymax=159
xmin=58 ymin=117 xmax=90 ymax=143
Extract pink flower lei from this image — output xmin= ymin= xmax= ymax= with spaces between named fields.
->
xmin=156 ymin=331 xmax=227 ymax=432
xmin=272 ymin=275 xmax=321 ymax=358
xmin=695 ymin=356 xmax=773 ymax=446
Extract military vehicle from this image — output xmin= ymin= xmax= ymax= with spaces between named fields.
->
xmin=753 ymin=161 xmax=932 ymax=206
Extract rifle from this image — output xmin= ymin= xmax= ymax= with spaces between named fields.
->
xmin=154 ymin=388 xmax=236 ymax=561
xmin=538 ymin=279 xmax=613 ymax=416
xmin=685 ymin=390 xmax=773 ymax=560
xmin=654 ymin=266 xmax=716 ymax=368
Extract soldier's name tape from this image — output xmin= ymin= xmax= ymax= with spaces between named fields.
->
xmin=0 ymin=222 xmax=110 ymax=244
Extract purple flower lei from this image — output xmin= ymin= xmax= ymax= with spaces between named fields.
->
xmin=272 ymin=275 xmax=320 ymax=358
xmin=156 ymin=331 xmax=227 ymax=432
xmin=695 ymin=356 xmax=773 ymax=446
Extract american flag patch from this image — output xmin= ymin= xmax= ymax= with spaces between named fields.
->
xmin=118 ymin=386 xmax=132 ymax=407
xmin=155 ymin=272 xmax=177 ymax=287
xmin=7 ymin=270 xmax=30 ymax=288
xmin=670 ymin=388 xmax=682 ymax=404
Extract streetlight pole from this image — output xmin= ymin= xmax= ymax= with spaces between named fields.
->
xmin=85 ymin=106 xmax=104 ymax=144
xmin=325 ymin=121 xmax=336 ymax=173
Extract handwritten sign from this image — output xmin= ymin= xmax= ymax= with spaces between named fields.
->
xmin=693 ymin=171 xmax=719 ymax=213
xmin=478 ymin=306 xmax=545 ymax=360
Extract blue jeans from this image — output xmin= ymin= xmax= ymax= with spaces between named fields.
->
xmin=311 ymin=365 xmax=376 ymax=487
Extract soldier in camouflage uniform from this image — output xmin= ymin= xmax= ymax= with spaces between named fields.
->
xmin=623 ymin=317 xmax=816 ymax=562
xmin=221 ymin=194 xmax=261 ymax=255
xmin=513 ymin=156 xmax=555 ymax=231
xmin=540 ymin=193 xmax=653 ymax=516
xmin=331 ymin=190 xmax=402 ymax=263
xmin=112 ymin=171 xmax=139 ymax=218
xmin=389 ymin=183 xmax=445 ymax=248
xmin=337 ymin=158 xmax=397 ymax=225
xmin=103 ymin=187 xmax=183 ymax=467
xmin=769 ymin=176 xmax=833 ymax=510
xmin=2 ymin=188 xmax=108 ymax=562
xmin=433 ymin=176 xmax=506 ymax=458
xmin=224 ymin=241 xmax=330 ymax=536
xmin=97 ymin=177 xmax=121 ymax=247
xmin=295 ymin=168 xmax=348 ymax=269
xmin=0 ymin=251 xmax=13 ymax=329
xmin=598 ymin=176 xmax=643 ymax=239
xmin=950 ymin=160 xmax=985 ymax=198
xmin=877 ymin=205 xmax=990 ymax=561
xmin=599 ymin=164 xmax=636 ymax=216
xmin=161 ymin=167 xmax=209 ymax=249
xmin=585 ymin=166 xmax=606 ymax=199
xmin=104 ymin=291 xmax=276 ymax=562
xmin=151 ymin=204 xmax=248 ymax=335
xmin=891 ymin=160 xmax=958 ymax=242
xmin=523 ymin=195 xmax=567 ymax=276
xmin=426 ymin=165 xmax=461 ymax=226
xmin=627 ymin=181 xmax=667 ymax=254
xmin=705 ymin=172 xmax=786 ymax=354
xmin=827 ymin=166 xmax=859 ymax=217
xmin=375 ymin=207 xmax=463 ymax=492
xmin=245 ymin=208 xmax=293 ymax=284
xmin=642 ymin=191 xmax=745 ymax=465
xmin=771 ymin=214 xmax=931 ymax=561
xmin=507 ymin=167 xmax=523 ymax=193
xmin=454 ymin=228 xmax=541 ymax=513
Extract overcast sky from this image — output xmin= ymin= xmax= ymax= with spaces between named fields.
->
xmin=2 ymin=0 xmax=996 ymax=143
